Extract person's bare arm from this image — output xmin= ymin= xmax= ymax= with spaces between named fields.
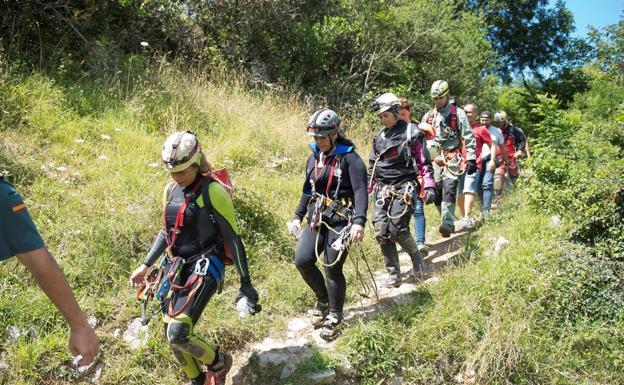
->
xmin=17 ymin=247 xmax=99 ymax=365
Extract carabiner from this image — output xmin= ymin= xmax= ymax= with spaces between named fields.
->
xmin=193 ymin=257 xmax=210 ymax=276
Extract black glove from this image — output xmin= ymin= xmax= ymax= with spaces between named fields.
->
xmin=424 ymin=188 xmax=436 ymax=205
xmin=236 ymin=280 xmax=261 ymax=314
xmin=465 ymin=159 xmax=478 ymax=175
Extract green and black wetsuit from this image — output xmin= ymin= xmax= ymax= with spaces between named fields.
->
xmin=143 ymin=173 xmax=252 ymax=381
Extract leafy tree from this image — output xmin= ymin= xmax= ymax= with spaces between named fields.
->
xmin=463 ymin=0 xmax=575 ymax=81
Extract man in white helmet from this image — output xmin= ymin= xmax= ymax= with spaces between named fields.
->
xmin=420 ymin=80 xmax=477 ymax=237
xmin=369 ymin=93 xmax=437 ymax=287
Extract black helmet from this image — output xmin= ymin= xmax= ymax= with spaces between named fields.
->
xmin=306 ymin=108 xmax=340 ymax=137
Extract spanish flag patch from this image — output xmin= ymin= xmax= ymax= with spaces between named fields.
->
xmin=12 ymin=202 xmax=26 ymax=213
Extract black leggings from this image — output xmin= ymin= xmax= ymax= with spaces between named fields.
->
xmin=294 ymin=222 xmax=348 ymax=314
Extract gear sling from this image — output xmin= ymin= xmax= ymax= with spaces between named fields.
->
xmin=426 ymin=103 xmax=466 ymax=175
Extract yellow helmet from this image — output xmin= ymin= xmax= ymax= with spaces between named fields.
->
xmin=430 ymin=80 xmax=449 ymax=98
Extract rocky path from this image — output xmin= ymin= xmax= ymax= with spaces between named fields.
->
xmin=228 ymin=225 xmax=473 ymax=385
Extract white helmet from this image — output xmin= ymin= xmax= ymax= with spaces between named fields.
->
xmin=371 ymin=93 xmax=400 ymax=115
xmin=161 ymin=131 xmax=202 ymax=172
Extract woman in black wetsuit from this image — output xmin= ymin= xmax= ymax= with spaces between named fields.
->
xmin=130 ymin=131 xmax=260 ymax=385
xmin=287 ymin=109 xmax=368 ymax=340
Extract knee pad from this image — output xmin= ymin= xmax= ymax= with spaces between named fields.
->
xmin=167 ymin=321 xmax=191 ymax=347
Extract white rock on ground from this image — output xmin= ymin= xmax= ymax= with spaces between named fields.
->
xmin=308 ymin=369 xmax=336 ymax=384
xmin=122 ymin=318 xmax=149 ymax=350
xmin=551 ymin=215 xmax=561 ymax=227
xmin=257 ymin=351 xmax=287 ymax=367
xmin=425 ymin=276 xmax=443 ymax=284
xmin=87 ymin=316 xmax=97 ymax=328
xmin=494 ymin=236 xmax=510 ymax=254
xmin=288 ymin=317 xmax=311 ymax=332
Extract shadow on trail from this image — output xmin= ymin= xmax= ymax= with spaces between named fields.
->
xmin=229 ymin=226 xmax=475 ymax=385
xmin=425 ymin=227 xmax=474 ymax=270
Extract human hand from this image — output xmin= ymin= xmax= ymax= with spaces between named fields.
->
xmin=236 ymin=281 xmax=261 ymax=315
xmin=287 ymin=219 xmax=302 ymax=239
xmin=69 ymin=323 xmax=100 ymax=366
xmin=350 ymin=224 xmax=365 ymax=243
xmin=424 ymin=188 xmax=436 ymax=204
xmin=514 ymin=150 xmax=523 ymax=160
xmin=130 ymin=264 xmax=149 ymax=287
xmin=488 ymin=160 xmax=496 ymax=172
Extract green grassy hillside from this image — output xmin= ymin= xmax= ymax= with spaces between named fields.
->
xmin=1 ymin=63 xmax=623 ymax=385
xmin=0 ymin=66 xmax=395 ymax=384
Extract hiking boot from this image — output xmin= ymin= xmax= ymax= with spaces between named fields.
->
xmin=459 ymin=217 xmax=475 ymax=230
xmin=383 ymin=274 xmax=401 ymax=288
xmin=439 ymin=223 xmax=454 ymax=238
xmin=319 ymin=312 xmax=343 ymax=341
xmin=205 ymin=351 xmax=233 ymax=385
xmin=417 ymin=243 xmax=429 ymax=258
xmin=404 ymin=268 xmax=429 ymax=284
xmin=307 ymin=301 xmax=329 ymax=328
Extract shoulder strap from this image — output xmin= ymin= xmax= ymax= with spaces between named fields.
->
xmin=162 ymin=181 xmax=176 ymax=208
xmin=450 ymin=103 xmax=457 ymax=131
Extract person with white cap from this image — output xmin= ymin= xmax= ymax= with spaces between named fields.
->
xmin=369 ymin=93 xmax=436 ymax=288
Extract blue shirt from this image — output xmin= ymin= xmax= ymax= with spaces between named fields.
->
xmin=0 ymin=177 xmax=45 ymax=260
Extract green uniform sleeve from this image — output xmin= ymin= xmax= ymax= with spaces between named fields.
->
xmin=0 ymin=179 xmax=45 ymax=260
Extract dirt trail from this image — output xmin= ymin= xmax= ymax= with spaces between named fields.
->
xmin=228 ymin=225 xmax=473 ymax=385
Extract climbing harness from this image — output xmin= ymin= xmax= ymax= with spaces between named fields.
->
xmin=427 ymin=103 xmax=466 ymax=176
xmin=166 ymin=252 xmax=225 ymax=318
xmin=374 ymin=183 xmax=415 ymax=219
xmin=136 ymin=173 xmax=232 ymax=323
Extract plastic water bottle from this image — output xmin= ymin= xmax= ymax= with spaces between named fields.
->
xmin=236 ymin=296 xmax=252 ymax=318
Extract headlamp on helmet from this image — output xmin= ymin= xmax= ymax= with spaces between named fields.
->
xmin=306 ymin=108 xmax=340 ymax=137
xmin=161 ymin=131 xmax=202 ymax=173
xmin=370 ymin=93 xmax=400 ymax=115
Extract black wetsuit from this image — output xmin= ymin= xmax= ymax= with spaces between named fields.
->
xmin=293 ymin=140 xmax=368 ymax=315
